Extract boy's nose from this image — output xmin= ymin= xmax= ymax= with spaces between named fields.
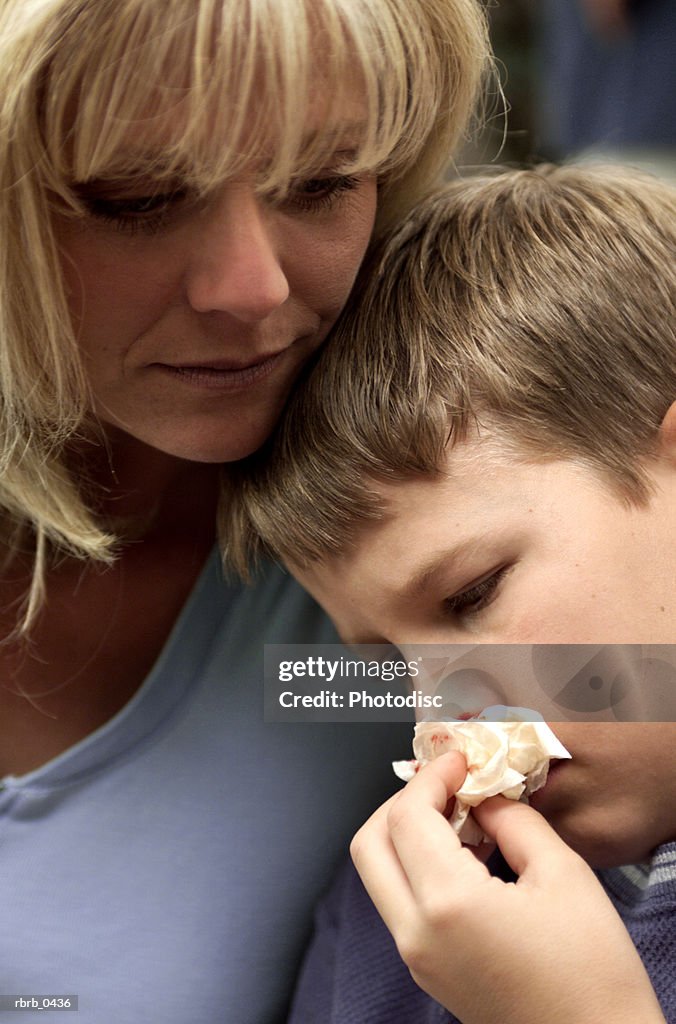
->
xmin=185 ymin=184 xmax=290 ymax=322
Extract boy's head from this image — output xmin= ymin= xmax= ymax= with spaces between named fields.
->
xmin=222 ymin=164 xmax=676 ymax=866
xmin=223 ymin=164 xmax=675 ymax=649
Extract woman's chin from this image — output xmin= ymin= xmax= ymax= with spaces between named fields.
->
xmin=98 ymin=415 xmax=282 ymax=466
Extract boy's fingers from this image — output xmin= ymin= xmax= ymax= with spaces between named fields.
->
xmin=472 ymin=796 xmax=578 ymax=882
xmin=399 ymin=751 xmax=469 ymax=815
xmin=353 ymin=752 xmax=473 ymax=912
xmin=351 ymin=797 xmax=420 ymax=934
xmin=385 ymin=752 xmax=489 ymax=898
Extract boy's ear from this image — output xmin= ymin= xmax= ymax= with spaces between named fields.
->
xmin=658 ymin=401 xmax=676 ymax=465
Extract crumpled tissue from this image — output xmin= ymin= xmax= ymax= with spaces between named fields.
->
xmin=392 ymin=706 xmax=571 ymax=845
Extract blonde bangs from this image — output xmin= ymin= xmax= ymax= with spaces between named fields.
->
xmin=34 ymin=0 xmax=482 ymax=210
xmin=0 ymin=0 xmax=491 ymax=620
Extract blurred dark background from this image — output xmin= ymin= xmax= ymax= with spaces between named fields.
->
xmin=461 ymin=0 xmax=676 ymax=181
xmin=463 ymin=0 xmax=537 ymax=166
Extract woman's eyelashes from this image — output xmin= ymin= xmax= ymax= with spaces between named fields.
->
xmin=75 ymin=185 xmax=191 ymax=235
xmin=75 ymin=172 xmax=364 ymax=234
xmin=283 ymin=173 xmax=362 ymax=212
xmin=443 ymin=566 xmax=511 ymax=618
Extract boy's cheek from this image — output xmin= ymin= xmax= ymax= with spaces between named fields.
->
xmin=547 ymin=798 xmax=666 ymax=868
xmin=536 ymin=722 xmax=676 ymax=866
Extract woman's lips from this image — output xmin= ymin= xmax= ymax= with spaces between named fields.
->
xmin=153 ymin=350 xmax=285 ymax=390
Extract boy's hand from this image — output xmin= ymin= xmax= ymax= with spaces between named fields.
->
xmin=351 ymin=752 xmax=666 ymax=1024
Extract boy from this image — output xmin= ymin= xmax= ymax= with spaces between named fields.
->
xmin=222 ymin=166 xmax=676 ymax=1022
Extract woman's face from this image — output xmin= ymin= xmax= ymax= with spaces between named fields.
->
xmin=56 ymin=103 xmax=377 ymax=463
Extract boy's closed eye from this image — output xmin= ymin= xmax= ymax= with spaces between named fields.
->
xmin=443 ymin=564 xmax=512 ymax=618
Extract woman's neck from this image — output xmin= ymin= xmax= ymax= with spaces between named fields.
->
xmin=71 ymin=426 xmax=221 ymax=546
xmin=0 ymin=431 xmax=224 ymax=776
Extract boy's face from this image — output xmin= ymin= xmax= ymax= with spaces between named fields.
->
xmin=526 ymin=721 xmax=676 ymax=866
xmin=297 ymin=433 xmax=675 ymax=647
xmin=295 ymin=432 xmax=676 ymax=864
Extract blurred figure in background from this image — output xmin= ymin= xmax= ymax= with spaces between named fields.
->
xmin=538 ymin=0 xmax=676 ymax=180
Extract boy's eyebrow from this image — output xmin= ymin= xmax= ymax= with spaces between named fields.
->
xmin=402 ymin=542 xmax=473 ymax=601
xmin=335 ymin=547 xmax=471 ymax=645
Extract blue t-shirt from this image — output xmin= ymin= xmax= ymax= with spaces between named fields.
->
xmin=0 ymin=551 xmax=408 ymax=1023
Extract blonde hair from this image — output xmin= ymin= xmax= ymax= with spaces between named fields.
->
xmin=0 ymin=0 xmax=491 ymax=626
xmin=222 ymin=164 xmax=676 ymax=574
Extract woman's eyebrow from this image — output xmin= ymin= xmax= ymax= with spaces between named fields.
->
xmin=69 ymin=145 xmax=193 ymax=184
xmin=70 ymin=168 xmax=181 ymax=192
xmin=69 ymin=116 xmax=371 ymax=187
xmin=71 ymin=179 xmax=154 ymax=196
xmin=298 ymin=121 xmax=368 ymax=149
xmin=71 ymin=133 xmax=368 ymax=194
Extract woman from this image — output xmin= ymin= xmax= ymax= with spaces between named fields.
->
xmin=0 ymin=1 xmax=490 ymax=1020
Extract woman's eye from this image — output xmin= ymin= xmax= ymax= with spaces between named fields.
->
xmin=78 ymin=188 xmax=189 ymax=234
xmin=443 ymin=567 xmax=510 ymax=618
xmin=285 ymin=174 xmax=361 ymax=212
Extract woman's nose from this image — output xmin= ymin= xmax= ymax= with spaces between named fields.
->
xmin=185 ymin=185 xmax=290 ymax=322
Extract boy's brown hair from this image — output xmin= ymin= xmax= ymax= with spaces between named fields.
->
xmin=221 ymin=164 xmax=676 ymax=575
